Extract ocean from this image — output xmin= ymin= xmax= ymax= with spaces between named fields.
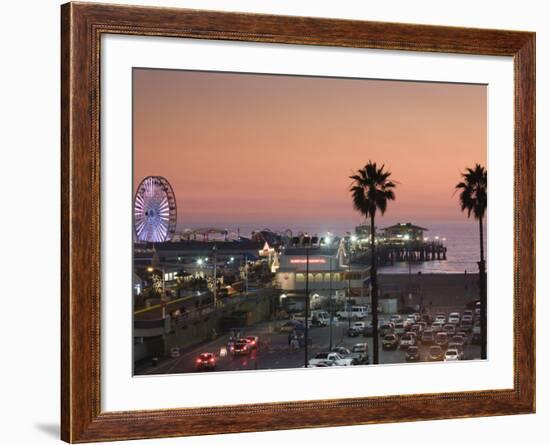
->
xmin=266 ymin=221 xmax=486 ymax=275
xmin=377 ymin=221 xmax=486 ymax=274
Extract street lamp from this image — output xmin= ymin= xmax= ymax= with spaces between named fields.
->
xmin=347 ymin=263 xmax=352 ymax=330
xmin=329 ymin=256 xmax=334 ymax=350
xmin=212 ymin=244 xmax=217 ymax=309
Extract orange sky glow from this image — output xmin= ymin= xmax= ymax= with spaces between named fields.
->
xmin=133 ymin=69 xmax=486 ymax=234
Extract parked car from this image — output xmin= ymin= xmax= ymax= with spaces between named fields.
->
xmin=443 ymin=323 xmax=456 ymax=335
xmin=390 ymin=314 xmax=403 ymax=323
xmin=404 ymin=315 xmax=415 ymax=330
xmin=411 ymin=324 xmax=424 ymax=335
xmin=352 ymin=321 xmax=366 ymax=331
xmin=448 ymin=312 xmax=461 ymax=325
xmin=350 ymin=343 xmax=369 ymax=365
xmin=421 ymin=329 xmax=435 ymax=345
xmin=428 ymin=346 xmax=444 ymax=361
xmin=279 ymin=320 xmax=304 ymax=333
xmin=195 ymin=352 xmax=217 ymax=370
xmin=405 ymin=346 xmax=420 ymax=362
xmin=435 ymin=313 xmax=447 ymax=323
xmin=431 ymin=321 xmax=445 ymax=333
xmin=290 ymin=314 xmax=313 ymax=327
xmin=460 ymin=319 xmax=473 ymax=332
xmin=399 ymin=333 xmax=416 ymax=349
xmin=463 ymin=310 xmax=474 ymax=318
xmin=394 ymin=323 xmax=406 ymax=337
xmin=382 ymin=334 xmax=399 ymax=350
xmin=451 ymin=335 xmax=465 ymax=347
xmin=435 ymin=332 xmax=449 ymax=347
xmin=311 ymin=310 xmax=330 ymax=326
xmin=444 ymin=348 xmax=460 ymax=361
xmin=337 ymin=305 xmax=369 ymax=320
xmin=379 ymin=323 xmax=395 ymax=336
xmin=347 ymin=325 xmax=363 ymax=337
xmin=308 ymin=352 xmax=353 ymax=367
xmin=448 ymin=342 xmax=465 ymax=359
xmin=363 ymin=321 xmax=374 ymax=337
xmin=331 ymin=346 xmax=352 ymax=358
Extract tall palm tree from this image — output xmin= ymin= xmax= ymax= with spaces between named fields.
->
xmin=456 ymin=164 xmax=487 ymax=359
xmin=350 ymin=162 xmax=396 ymax=364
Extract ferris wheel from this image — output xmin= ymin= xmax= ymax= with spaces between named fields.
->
xmin=134 ymin=176 xmax=177 ymax=242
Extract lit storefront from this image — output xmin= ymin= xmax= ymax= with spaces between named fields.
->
xmin=275 ymin=243 xmax=369 ymax=304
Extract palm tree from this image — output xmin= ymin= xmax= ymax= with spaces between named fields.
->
xmin=350 ymin=162 xmax=396 ymax=364
xmin=455 ymin=164 xmax=487 ymax=359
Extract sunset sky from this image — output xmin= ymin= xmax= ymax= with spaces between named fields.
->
xmin=133 ymin=69 xmax=486 ymax=235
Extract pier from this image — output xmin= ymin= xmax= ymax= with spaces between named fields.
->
xmin=351 ymin=241 xmax=447 ymax=266
xmin=351 ymin=222 xmax=447 ymax=266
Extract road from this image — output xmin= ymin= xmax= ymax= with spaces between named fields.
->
xmin=135 ymin=318 xmax=481 ymax=375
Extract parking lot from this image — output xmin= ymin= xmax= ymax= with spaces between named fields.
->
xmin=136 ymin=308 xmax=482 ymax=375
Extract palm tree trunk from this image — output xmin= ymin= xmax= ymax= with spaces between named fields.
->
xmin=370 ymin=214 xmax=379 ymax=365
xmin=479 ymin=216 xmax=487 ymax=359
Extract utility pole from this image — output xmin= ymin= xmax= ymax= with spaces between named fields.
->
xmin=348 ymin=262 xmax=352 ymax=330
xmin=304 ymin=236 xmax=310 ymax=368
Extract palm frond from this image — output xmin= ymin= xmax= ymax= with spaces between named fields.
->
xmin=456 ymin=164 xmax=487 ymax=220
xmin=349 ymin=161 xmax=396 ymax=220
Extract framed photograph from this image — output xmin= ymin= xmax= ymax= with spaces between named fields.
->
xmin=61 ymin=2 xmax=535 ymax=442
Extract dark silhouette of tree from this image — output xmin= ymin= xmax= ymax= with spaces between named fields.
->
xmin=350 ymin=162 xmax=396 ymax=364
xmin=456 ymin=164 xmax=487 ymax=359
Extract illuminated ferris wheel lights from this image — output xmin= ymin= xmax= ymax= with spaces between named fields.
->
xmin=134 ymin=176 xmax=177 ymax=243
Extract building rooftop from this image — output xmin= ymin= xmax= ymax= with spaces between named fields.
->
xmin=382 ymin=223 xmax=428 ymax=231
xmin=151 ymin=240 xmax=265 ymax=252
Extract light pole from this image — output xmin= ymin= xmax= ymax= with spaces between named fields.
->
xmin=212 ymin=244 xmax=217 ymax=309
xmin=347 ymin=263 xmax=352 ymax=330
xmin=304 ymin=235 xmax=310 ymax=368
xmin=329 ymin=256 xmax=334 ymax=350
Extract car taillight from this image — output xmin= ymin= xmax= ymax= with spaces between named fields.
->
xmin=196 ymin=359 xmax=201 ymax=363
xmin=209 ymin=358 xmax=215 ymax=362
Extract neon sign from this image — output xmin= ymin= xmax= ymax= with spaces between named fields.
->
xmin=290 ymin=258 xmax=326 ymax=264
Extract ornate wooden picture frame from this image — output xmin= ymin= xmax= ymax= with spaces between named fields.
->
xmin=61 ymin=2 xmax=535 ymax=442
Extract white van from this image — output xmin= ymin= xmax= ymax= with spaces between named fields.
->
xmin=337 ymin=305 xmax=369 ymax=320
xmin=311 ymin=310 xmax=330 ymax=326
